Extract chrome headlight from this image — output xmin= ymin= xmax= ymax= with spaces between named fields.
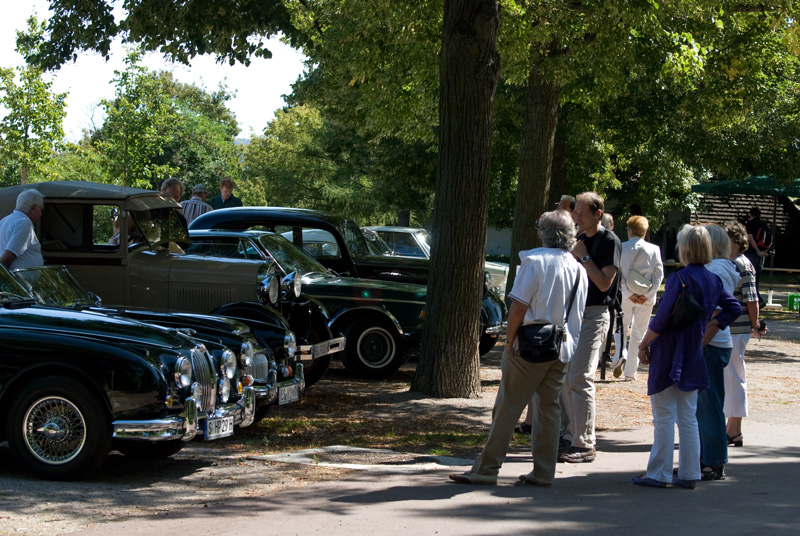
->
xmin=284 ymin=331 xmax=297 ymax=359
xmin=267 ymin=275 xmax=280 ymax=304
xmin=218 ymin=378 xmax=231 ymax=403
xmin=221 ymin=348 xmax=237 ymax=379
xmin=240 ymin=341 xmax=254 ymax=368
xmin=282 ymin=272 xmax=302 ymax=299
xmin=174 ymin=356 xmax=193 ymax=388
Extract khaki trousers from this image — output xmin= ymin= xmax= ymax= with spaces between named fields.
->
xmin=562 ymin=305 xmax=609 ymax=449
xmin=471 ymin=346 xmax=568 ymax=484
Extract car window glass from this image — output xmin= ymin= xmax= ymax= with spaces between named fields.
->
xmin=185 ymin=238 xmax=241 ymax=258
xmin=40 ymin=203 xmax=121 ymax=252
xmin=341 ymin=220 xmax=370 ymax=258
xmin=276 ymin=226 xmax=341 ymax=260
xmin=131 ymin=208 xmax=189 ymax=247
xmin=257 ymin=234 xmax=329 ymax=275
xmin=381 ymin=231 xmax=426 ymax=257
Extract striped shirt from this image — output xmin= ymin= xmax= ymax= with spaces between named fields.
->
xmin=730 ymin=254 xmax=758 ymax=334
xmin=180 ymin=196 xmax=213 ymax=226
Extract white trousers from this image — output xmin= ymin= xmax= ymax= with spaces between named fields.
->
xmin=646 ymin=385 xmax=701 ymax=483
xmin=612 ymin=297 xmax=654 ymax=379
xmin=724 ymin=333 xmax=750 ymax=418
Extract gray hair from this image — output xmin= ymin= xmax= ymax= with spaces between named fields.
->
xmin=16 ymin=189 xmax=44 ymax=213
xmin=677 ymin=224 xmax=712 ymax=265
xmin=703 ymin=224 xmax=732 ymax=260
xmin=538 ymin=210 xmax=577 ymax=250
xmin=160 ymin=177 xmax=184 ymax=194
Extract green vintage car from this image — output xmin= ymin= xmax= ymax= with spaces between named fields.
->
xmin=187 ymin=229 xmax=428 ymax=379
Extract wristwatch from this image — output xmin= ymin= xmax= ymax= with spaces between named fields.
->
xmin=579 ymin=255 xmax=591 ymax=263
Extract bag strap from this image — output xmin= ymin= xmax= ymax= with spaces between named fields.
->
xmin=562 ymin=273 xmax=581 ymax=327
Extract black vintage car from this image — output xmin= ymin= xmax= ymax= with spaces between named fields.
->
xmin=191 ymin=207 xmax=506 ymax=354
xmin=0 ymin=182 xmax=344 ymax=388
xmin=0 ymin=264 xmax=255 ymax=480
xmin=12 ymin=265 xmax=303 ymax=411
xmin=187 ymin=229 xmax=428 ymax=379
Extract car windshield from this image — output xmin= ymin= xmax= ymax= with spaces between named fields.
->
xmin=361 ymin=228 xmax=392 ymax=255
xmin=255 ymin=234 xmax=330 ymax=276
xmin=130 ymin=208 xmax=189 ymax=247
xmin=0 ymin=265 xmax=38 ymax=304
xmin=12 ymin=266 xmax=95 ymax=308
xmin=415 ymin=230 xmax=432 ymax=256
xmin=340 ymin=219 xmax=372 ymax=259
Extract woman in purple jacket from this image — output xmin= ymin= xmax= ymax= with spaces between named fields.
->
xmin=632 ymin=225 xmax=741 ymax=489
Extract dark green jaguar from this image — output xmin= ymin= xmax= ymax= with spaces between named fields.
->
xmin=187 ymin=229 xmax=427 ymax=379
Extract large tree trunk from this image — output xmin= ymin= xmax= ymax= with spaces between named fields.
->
xmin=504 ymin=59 xmax=561 ymax=297
xmin=411 ymin=0 xmax=500 ymax=397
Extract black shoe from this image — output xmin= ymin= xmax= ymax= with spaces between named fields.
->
xmin=514 ymin=422 xmax=532 ymax=435
xmin=701 ymin=464 xmax=725 ymax=481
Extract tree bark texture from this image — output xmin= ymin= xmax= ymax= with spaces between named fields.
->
xmin=504 ymin=61 xmax=561 ymax=297
xmin=411 ymin=0 xmax=500 ymax=398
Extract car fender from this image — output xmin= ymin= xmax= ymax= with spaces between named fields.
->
xmin=481 ymin=288 xmax=507 ymax=332
xmin=328 ymin=305 xmax=405 ymax=337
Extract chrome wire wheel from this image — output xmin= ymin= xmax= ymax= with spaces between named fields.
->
xmin=23 ymin=396 xmax=87 ymax=465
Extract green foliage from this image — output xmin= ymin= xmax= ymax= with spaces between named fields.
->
xmin=95 ymin=50 xmax=177 ymax=187
xmin=35 ymin=0 xmax=305 ymax=71
xmin=242 ymin=104 xmax=435 ymax=223
xmin=0 ymin=16 xmax=67 ymax=186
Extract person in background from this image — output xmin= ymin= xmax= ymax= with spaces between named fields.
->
xmin=632 ymin=225 xmax=740 ymax=489
xmin=181 ymin=184 xmax=213 ymax=225
xmin=559 ymin=192 xmax=621 ymax=464
xmin=0 ymin=189 xmax=45 ymax=269
xmin=697 ymin=224 xmax=740 ymax=481
xmin=556 ymin=195 xmax=575 ymax=213
xmin=160 ymin=178 xmax=188 ymax=229
xmin=610 ymin=216 xmax=664 ymax=380
xmin=723 ymin=221 xmax=764 ymax=448
xmin=601 ymin=213 xmax=614 ymax=231
xmin=209 ymin=177 xmax=244 ymax=210
xmin=449 ymin=210 xmax=587 ymax=486
xmin=745 ymin=207 xmax=771 ymax=307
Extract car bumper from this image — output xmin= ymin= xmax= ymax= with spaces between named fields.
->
xmin=298 ymin=336 xmax=346 ymax=362
xmin=254 ymin=363 xmax=306 ymax=407
xmin=111 ymin=386 xmax=256 ymax=441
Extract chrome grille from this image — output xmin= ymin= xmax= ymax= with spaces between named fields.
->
xmin=245 ymin=351 xmax=270 ymax=382
xmin=190 ymin=347 xmax=217 ymax=414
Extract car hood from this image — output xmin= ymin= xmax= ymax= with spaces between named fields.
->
xmin=302 ymin=273 xmax=427 ymax=304
xmin=0 ymin=304 xmax=190 ymax=349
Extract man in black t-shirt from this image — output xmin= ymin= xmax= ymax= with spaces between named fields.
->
xmin=745 ymin=207 xmax=771 ymax=307
xmin=558 ymin=191 xmax=621 ymax=463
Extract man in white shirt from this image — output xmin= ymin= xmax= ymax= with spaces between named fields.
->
xmin=0 ymin=189 xmax=45 ymax=270
xmin=449 ymin=210 xmax=588 ymax=486
xmin=611 ymin=215 xmax=664 ymax=380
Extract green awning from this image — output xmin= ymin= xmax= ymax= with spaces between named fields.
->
xmin=691 ymin=176 xmax=800 ymax=197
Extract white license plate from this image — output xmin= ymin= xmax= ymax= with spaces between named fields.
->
xmin=278 ymin=383 xmax=300 ymax=405
xmin=205 ymin=416 xmax=234 ymax=440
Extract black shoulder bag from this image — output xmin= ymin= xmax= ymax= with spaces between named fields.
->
xmin=668 ymin=271 xmax=706 ymax=331
xmin=517 ymin=275 xmax=581 ymax=363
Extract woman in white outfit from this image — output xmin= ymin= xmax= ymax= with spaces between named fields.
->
xmin=611 ymin=216 xmax=664 ymax=380
xmin=722 ymin=221 xmax=764 ymax=446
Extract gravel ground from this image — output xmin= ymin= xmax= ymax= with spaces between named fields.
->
xmin=1 ymin=317 xmax=798 ymax=535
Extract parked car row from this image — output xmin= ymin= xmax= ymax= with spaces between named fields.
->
xmin=0 ymin=181 xmax=506 ymax=480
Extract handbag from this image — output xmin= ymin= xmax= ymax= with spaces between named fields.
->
xmin=626 ymin=248 xmax=654 ymax=295
xmin=517 ymin=274 xmax=581 ymax=363
xmin=668 ymin=271 xmax=706 ymax=331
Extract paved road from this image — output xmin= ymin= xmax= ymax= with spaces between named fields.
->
xmin=74 ymin=420 xmax=800 ymax=536
xmin=75 ymin=315 xmax=800 ymax=536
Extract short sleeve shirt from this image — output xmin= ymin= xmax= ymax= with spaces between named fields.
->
xmin=582 ymin=227 xmax=621 ymax=306
xmin=0 ymin=210 xmax=43 ymax=269
xmin=509 ymin=248 xmax=588 ymax=363
xmin=730 ymin=254 xmax=758 ymax=334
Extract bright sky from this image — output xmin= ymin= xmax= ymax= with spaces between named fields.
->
xmin=1 ymin=1 xmax=307 ymax=141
